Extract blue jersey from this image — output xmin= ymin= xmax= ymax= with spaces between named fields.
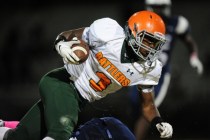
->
xmin=159 ymin=15 xmax=190 ymax=72
xmin=154 ymin=15 xmax=190 ymax=107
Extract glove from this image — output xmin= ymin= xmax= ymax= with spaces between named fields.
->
xmin=69 ymin=137 xmax=77 ymax=140
xmin=55 ymin=37 xmax=81 ymax=64
xmin=190 ymin=53 xmax=203 ymax=75
xmin=156 ymin=122 xmax=173 ymax=138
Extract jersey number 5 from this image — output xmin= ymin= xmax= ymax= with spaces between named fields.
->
xmin=89 ymin=72 xmax=111 ymax=92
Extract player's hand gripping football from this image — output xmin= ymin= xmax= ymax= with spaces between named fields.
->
xmin=156 ymin=122 xmax=173 ymax=138
xmin=55 ymin=37 xmax=81 ymax=64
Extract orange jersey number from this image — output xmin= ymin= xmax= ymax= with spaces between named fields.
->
xmin=89 ymin=72 xmax=111 ymax=92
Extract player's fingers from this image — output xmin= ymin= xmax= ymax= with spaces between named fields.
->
xmin=197 ymin=64 xmax=203 ymax=75
xmin=65 ymin=49 xmax=80 ymax=62
xmin=67 ymin=40 xmax=81 ymax=46
xmin=160 ymin=129 xmax=167 ymax=137
xmin=160 ymin=130 xmax=172 ymax=138
xmin=160 ymin=123 xmax=173 ymax=138
xmin=66 ymin=56 xmax=76 ymax=63
xmin=70 ymin=51 xmax=80 ymax=61
xmin=156 ymin=124 xmax=164 ymax=132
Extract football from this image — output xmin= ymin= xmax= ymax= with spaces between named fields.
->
xmin=70 ymin=39 xmax=90 ymax=64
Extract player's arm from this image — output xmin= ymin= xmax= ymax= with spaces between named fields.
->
xmin=137 ymin=85 xmax=160 ymax=121
xmin=177 ymin=16 xmax=203 ymax=75
xmin=182 ymin=32 xmax=203 ymax=75
xmin=137 ymin=85 xmax=173 ymax=138
xmin=55 ymin=27 xmax=86 ymax=43
xmin=181 ymin=32 xmax=197 ymax=54
xmin=54 ymin=28 xmax=87 ymax=64
xmin=54 ymin=27 xmax=86 ymax=47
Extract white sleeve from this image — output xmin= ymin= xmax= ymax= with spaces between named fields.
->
xmin=175 ymin=16 xmax=189 ymax=35
xmin=82 ymin=27 xmax=90 ymax=43
xmin=144 ymin=60 xmax=162 ymax=86
xmin=132 ymin=60 xmax=162 ymax=87
xmin=82 ymin=17 xmax=124 ymax=47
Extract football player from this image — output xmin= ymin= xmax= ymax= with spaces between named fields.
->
xmin=0 ymin=11 xmax=173 ymax=140
xmin=130 ymin=0 xmax=204 ymax=139
xmin=0 ymin=117 xmax=135 ymax=140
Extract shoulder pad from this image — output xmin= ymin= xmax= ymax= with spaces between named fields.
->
xmin=175 ymin=15 xmax=189 ymax=35
xmin=89 ymin=18 xmax=124 ymax=42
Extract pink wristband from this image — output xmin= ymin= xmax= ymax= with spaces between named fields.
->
xmin=4 ymin=121 xmax=19 ymax=128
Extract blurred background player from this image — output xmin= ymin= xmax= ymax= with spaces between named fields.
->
xmin=0 ymin=117 xmax=136 ymax=140
xmin=70 ymin=117 xmax=136 ymax=140
xmin=129 ymin=0 xmax=204 ymax=139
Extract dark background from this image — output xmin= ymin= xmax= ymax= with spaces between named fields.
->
xmin=0 ymin=0 xmax=210 ymax=139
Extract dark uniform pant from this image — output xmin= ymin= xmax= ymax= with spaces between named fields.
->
xmin=5 ymin=67 xmax=87 ymax=140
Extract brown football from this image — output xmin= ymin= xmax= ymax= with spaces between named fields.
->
xmin=71 ymin=39 xmax=90 ymax=64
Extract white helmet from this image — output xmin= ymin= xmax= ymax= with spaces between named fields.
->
xmin=145 ymin=0 xmax=172 ymax=17
xmin=145 ymin=0 xmax=171 ymax=6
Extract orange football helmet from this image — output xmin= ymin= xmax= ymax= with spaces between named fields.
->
xmin=125 ymin=10 xmax=166 ymax=64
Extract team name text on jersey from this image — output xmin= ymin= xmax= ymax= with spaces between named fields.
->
xmin=95 ymin=52 xmax=130 ymax=86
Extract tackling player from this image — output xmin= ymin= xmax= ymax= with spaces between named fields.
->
xmin=130 ymin=0 xmax=204 ymax=139
xmin=0 ymin=117 xmax=136 ymax=140
xmin=0 ymin=10 xmax=173 ymax=140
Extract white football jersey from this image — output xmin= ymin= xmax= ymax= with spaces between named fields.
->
xmin=64 ymin=18 xmax=162 ymax=102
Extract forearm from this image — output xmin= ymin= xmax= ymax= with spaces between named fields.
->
xmin=141 ymin=93 xmax=160 ymax=122
xmin=182 ymin=34 xmax=198 ymax=55
xmin=183 ymin=34 xmax=203 ymax=75
xmin=57 ymin=27 xmax=85 ymax=41
xmin=54 ymin=27 xmax=85 ymax=50
xmin=140 ymin=90 xmax=173 ymax=138
xmin=136 ymin=85 xmax=160 ymax=122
